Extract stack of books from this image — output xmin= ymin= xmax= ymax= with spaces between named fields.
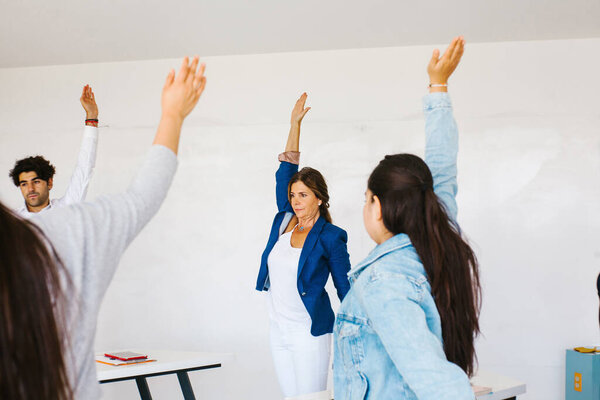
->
xmin=96 ymin=351 xmax=156 ymax=366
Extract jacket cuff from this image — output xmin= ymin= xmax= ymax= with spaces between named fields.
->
xmin=278 ymin=151 xmax=300 ymax=165
xmin=423 ymin=92 xmax=452 ymax=111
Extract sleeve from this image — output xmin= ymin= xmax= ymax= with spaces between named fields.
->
xmin=46 ymin=145 xmax=177 ymax=297
xmin=275 ymin=152 xmax=300 ymax=213
xmin=326 ymin=229 xmax=351 ymax=301
xmin=58 ymin=125 xmax=99 ymax=205
xmin=359 ymin=273 xmax=475 ymax=399
xmin=423 ymin=93 xmax=459 ymax=221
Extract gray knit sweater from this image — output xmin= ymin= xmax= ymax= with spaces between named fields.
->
xmin=32 ymin=145 xmax=178 ymax=399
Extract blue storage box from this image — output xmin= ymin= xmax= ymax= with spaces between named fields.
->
xmin=565 ymin=349 xmax=600 ymax=400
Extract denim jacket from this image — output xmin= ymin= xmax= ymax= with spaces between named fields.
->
xmin=333 ymin=93 xmax=475 ymax=400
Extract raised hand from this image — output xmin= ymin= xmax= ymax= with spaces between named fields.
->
xmin=161 ymin=56 xmax=207 ymax=121
xmin=291 ymin=92 xmax=311 ymax=125
xmin=427 ymin=36 xmax=465 ymax=91
xmin=154 ymin=56 xmax=207 ymax=155
xmin=284 ymin=92 xmax=310 ymax=152
xmin=80 ymin=85 xmax=98 ymax=119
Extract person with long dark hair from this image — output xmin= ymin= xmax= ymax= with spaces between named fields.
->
xmin=256 ymin=93 xmax=351 ymax=398
xmin=333 ymin=37 xmax=481 ymax=399
xmin=0 ymin=56 xmax=206 ymax=400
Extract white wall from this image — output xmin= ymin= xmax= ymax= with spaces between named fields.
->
xmin=1 ymin=38 xmax=599 ymax=399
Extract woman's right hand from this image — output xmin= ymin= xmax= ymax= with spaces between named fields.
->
xmin=290 ymin=92 xmax=311 ymax=125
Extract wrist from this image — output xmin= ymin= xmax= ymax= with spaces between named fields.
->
xmin=428 ymin=87 xmax=448 ymax=93
xmin=85 ymin=118 xmax=99 ymax=127
xmin=160 ymin=113 xmax=184 ymax=126
xmin=428 ymin=82 xmax=448 ymax=93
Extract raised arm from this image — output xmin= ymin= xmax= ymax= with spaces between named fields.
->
xmin=424 ymin=37 xmax=464 ymax=221
xmin=275 ymin=93 xmax=310 ymax=212
xmin=59 ymin=85 xmax=100 ymax=206
xmin=38 ymin=57 xmax=207 ymax=297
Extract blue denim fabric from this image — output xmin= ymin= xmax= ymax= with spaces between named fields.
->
xmin=333 ymin=93 xmax=475 ymax=400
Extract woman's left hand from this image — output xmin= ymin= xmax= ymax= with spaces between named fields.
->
xmin=290 ymin=92 xmax=311 ymax=125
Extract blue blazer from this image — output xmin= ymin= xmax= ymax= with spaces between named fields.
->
xmin=256 ymin=161 xmax=351 ymax=336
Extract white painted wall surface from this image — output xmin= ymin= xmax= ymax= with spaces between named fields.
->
xmin=1 ymin=38 xmax=599 ymax=399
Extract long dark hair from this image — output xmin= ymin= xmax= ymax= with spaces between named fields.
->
xmin=0 ymin=202 xmax=73 ymax=400
xmin=288 ymin=167 xmax=332 ymax=223
xmin=368 ymin=154 xmax=481 ymax=377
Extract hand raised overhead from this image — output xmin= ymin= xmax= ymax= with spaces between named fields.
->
xmin=161 ymin=56 xmax=207 ymax=121
xmin=427 ymin=36 xmax=465 ymax=88
xmin=80 ymin=85 xmax=98 ymax=119
xmin=291 ymin=92 xmax=311 ymax=125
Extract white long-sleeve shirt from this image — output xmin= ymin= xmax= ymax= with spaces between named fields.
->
xmin=16 ymin=125 xmax=98 ymax=218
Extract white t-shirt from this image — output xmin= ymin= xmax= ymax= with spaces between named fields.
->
xmin=266 ymin=230 xmax=311 ymax=325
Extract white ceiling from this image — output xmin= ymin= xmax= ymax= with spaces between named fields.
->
xmin=1 ymin=0 xmax=599 ymax=68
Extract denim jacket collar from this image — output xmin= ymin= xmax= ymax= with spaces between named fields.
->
xmin=348 ymin=233 xmax=412 ymax=281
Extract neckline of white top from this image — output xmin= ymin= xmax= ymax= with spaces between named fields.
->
xmin=284 ymin=225 xmax=303 ymax=250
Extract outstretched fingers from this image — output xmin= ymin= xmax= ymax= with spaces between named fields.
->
xmin=176 ymin=56 xmax=190 ymax=83
xmin=194 ymin=63 xmax=207 ymax=97
xmin=298 ymin=92 xmax=307 ymax=106
xmin=186 ymin=56 xmax=200 ymax=84
xmin=440 ymin=36 xmax=459 ymax=63
xmin=450 ymin=37 xmax=465 ymax=64
xmin=164 ymin=69 xmax=175 ymax=89
xmin=428 ymin=49 xmax=440 ymax=70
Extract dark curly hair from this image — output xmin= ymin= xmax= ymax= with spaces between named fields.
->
xmin=9 ymin=156 xmax=56 ymax=187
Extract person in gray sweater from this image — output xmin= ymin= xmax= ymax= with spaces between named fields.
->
xmin=0 ymin=56 xmax=206 ymax=400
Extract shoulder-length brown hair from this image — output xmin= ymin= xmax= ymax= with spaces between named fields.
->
xmin=288 ymin=167 xmax=332 ymax=223
xmin=0 ymin=202 xmax=73 ymax=400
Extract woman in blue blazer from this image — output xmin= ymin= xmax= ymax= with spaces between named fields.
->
xmin=256 ymin=93 xmax=351 ymax=398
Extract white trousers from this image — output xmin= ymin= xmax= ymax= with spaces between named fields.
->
xmin=269 ymin=320 xmax=331 ymax=398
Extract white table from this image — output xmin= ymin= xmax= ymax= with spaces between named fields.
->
xmin=472 ymin=370 xmax=526 ymax=400
xmin=97 ymin=350 xmax=228 ymax=400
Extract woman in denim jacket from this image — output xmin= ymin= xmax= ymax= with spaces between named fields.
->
xmin=256 ymin=94 xmax=352 ymax=398
xmin=333 ymin=37 xmax=481 ymax=400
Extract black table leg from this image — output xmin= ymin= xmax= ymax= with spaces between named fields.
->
xmin=135 ymin=377 xmax=153 ymax=400
xmin=177 ymin=371 xmax=197 ymax=400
